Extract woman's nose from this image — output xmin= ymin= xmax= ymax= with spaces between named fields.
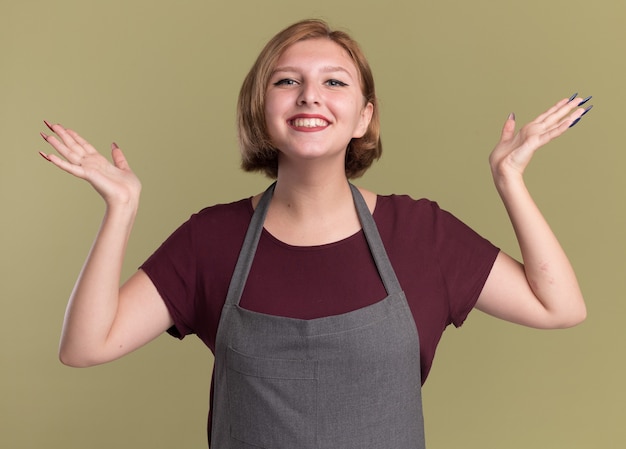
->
xmin=297 ymin=82 xmax=321 ymax=106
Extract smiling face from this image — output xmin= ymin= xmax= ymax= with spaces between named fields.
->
xmin=264 ymin=38 xmax=374 ymax=171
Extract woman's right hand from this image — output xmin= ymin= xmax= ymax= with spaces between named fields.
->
xmin=40 ymin=121 xmax=141 ymax=209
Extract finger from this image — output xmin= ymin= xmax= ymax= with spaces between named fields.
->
xmin=499 ymin=113 xmax=516 ymax=143
xmin=65 ymin=128 xmax=99 ymax=155
xmin=54 ymin=126 xmax=89 ymax=157
xmin=539 ymin=105 xmax=587 ymax=142
xmin=44 ymin=121 xmax=78 ymax=146
xmin=42 ymin=122 xmax=80 ymax=153
xmin=39 ymin=150 xmax=51 ymax=162
xmin=569 ymin=104 xmax=593 ymax=128
xmin=539 ymin=95 xmax=591 ymax=128
xmin=533 ymin=97 xmax=570 ymax=124
xmin=46 ymin=123 xmax=98 ymax=160
xmin=540 ymin=120 xmax=572 ymax=144
xmin=41 ymin=122 xmax=96 ymax=165
xmin=110 ymin=143 xmax=131 ymax=171
xmin=40 ymin=130 xmax=85 ymax=165
xmin=41 ymin=151 xmax=87 ymax=179
xmin=549 ymin=100 xmax=589 ymax=130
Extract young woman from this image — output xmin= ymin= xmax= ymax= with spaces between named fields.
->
xmin=40 ymin=19 xmax=589 ymax=449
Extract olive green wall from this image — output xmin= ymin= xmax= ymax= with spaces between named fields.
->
xmin=2 ymin=0 xmax=623 ymax=447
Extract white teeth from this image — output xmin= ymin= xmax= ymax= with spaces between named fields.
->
xmin=291 ymin=118 xmax=328 ymax=128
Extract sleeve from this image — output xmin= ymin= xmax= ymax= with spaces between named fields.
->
xmin=431 ymin=203 xmax=500 ymax=327
xmin=140 ymin=214 xmax=200 ymax=339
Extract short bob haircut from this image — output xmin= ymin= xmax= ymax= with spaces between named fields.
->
xmin=237 ymin=19 xmax=382 ymax=179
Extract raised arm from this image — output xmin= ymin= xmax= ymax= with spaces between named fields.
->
xmin=40 ymin=122 xmax=173 ymax=367
xmin=476 ymin=95 xmax=591 ymax=329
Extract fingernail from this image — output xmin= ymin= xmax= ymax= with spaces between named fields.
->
xmin=43 ymin=120 xmax=54 ymax=131
xmin=568 ymin=92 xmax=578 ymax=102
xmin=111 ymin=142 xmax=119 ymax=150
xmin=581 ymin=104 xmax=593 ymax=116
xmin=40 ymin=131 xmax=49 ymax=141
xmin=508 ymin=112 xmax=515 ymax=120
xmin=577 ymin=96 xmax=592 ymax=106
xmin=569 ymin=117 xmax=581 ymax=128
xmin=39 ymin=151 xmax=51 ymax=161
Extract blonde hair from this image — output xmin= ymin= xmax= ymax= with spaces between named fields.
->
xmin=237 ymin=19 xmax=381 ymax=179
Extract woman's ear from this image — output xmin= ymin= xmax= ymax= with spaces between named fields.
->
xmin=353 ymin=102 xmax=374 ymax=138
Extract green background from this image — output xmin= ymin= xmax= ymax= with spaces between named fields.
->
xmin=2 ymin=0 xmax=624 ymax=447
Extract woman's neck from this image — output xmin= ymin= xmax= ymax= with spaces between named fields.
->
xmin=256 ymin=167 xmax=370 ymax=246
xmin=275 ymin=168 xmax=351 ymax=213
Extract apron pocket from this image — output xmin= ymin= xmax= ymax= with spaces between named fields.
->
xmin=226 ymin=346 xmax=318 ymax=449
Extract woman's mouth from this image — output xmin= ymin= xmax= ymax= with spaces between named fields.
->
xmin=289 ymin=117 xmax=329 ymax=128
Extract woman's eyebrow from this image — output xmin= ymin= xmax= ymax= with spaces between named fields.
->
xmin=271 ymin=65 xmax=354 ymax=77
xmin=320 ymin=66 xmax=353 ymax=76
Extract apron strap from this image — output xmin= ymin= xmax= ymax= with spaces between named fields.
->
xmin=349 ymin=184 xmax=403 ymax=296
xmin=223 ymin=182 xmax=276 ymax=306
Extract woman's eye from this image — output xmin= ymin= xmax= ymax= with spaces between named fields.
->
xmin=273 ymin=78 xmax=297 ymax=86
xmin=326 ymin=79 xmax=348 ymax=87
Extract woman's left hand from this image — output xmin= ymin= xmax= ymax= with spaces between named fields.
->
xmin=489 ymin=94 xmax=592 ymax=184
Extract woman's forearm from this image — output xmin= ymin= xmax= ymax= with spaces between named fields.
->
xmin=59 ymin=203 xmax=137 ymax=366
xmin=495 ymin=174 xmax=586 ymax=327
